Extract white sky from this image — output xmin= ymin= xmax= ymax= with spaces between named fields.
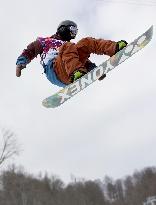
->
xmin=0 ymin=0 xmax=156 ymax=183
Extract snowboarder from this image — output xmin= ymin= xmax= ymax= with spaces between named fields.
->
xmin=16 ymin=20 xmax=127 ymax=87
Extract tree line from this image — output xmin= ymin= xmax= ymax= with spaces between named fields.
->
xmin=0 ymin=165 xmax=156 ymax=205
xmin=0 ymin=128 xmax=156 ymax=205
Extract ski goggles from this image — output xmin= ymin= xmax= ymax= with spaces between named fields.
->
xmin=69 ymin=25 xmax=78 ymax=37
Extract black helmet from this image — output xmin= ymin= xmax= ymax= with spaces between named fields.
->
xmin=57 ymin=20 xmax=78 ymax=41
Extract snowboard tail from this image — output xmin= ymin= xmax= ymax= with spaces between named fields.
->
xmin=42 ymin=26 xmax=153 ymax=108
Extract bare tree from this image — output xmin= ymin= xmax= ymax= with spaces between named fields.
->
xmin=0 ymin=129 xmax=20 ymax=166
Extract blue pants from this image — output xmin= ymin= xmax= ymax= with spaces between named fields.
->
xmin=44 ymin=61 xmax=66 ymax=87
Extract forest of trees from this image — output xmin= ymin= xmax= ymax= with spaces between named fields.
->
xmin=0 ymin=128 xmax=156 ymax=205
xmin=0 ymin=165 xmax=156 ymax=205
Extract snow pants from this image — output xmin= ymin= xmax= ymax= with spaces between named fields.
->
xmin=54 ymin=37 xmax=117 ymax=84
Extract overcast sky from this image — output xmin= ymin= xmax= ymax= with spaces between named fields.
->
xmin=0 ymin=0 xmax=156 ymax=183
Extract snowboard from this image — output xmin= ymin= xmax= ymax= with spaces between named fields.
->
xmin=42 ymin=25 xmax=153 ymax=108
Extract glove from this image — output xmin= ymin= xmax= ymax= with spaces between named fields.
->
xmin=71 ymin=70 xmax=86 ymax=82
xmin=116 ymin=40 xmax=128 ymax=53
xmin=16 ymin=64 xmax=26 ymax=77
xmin=16 ymin=56 xmax=28 ymax=77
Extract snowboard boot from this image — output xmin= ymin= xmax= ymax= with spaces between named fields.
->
xmin=98 ymin=74 xmax=106 ymax=81
xmin=85 ymin=61 xmax=106 ymax=81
